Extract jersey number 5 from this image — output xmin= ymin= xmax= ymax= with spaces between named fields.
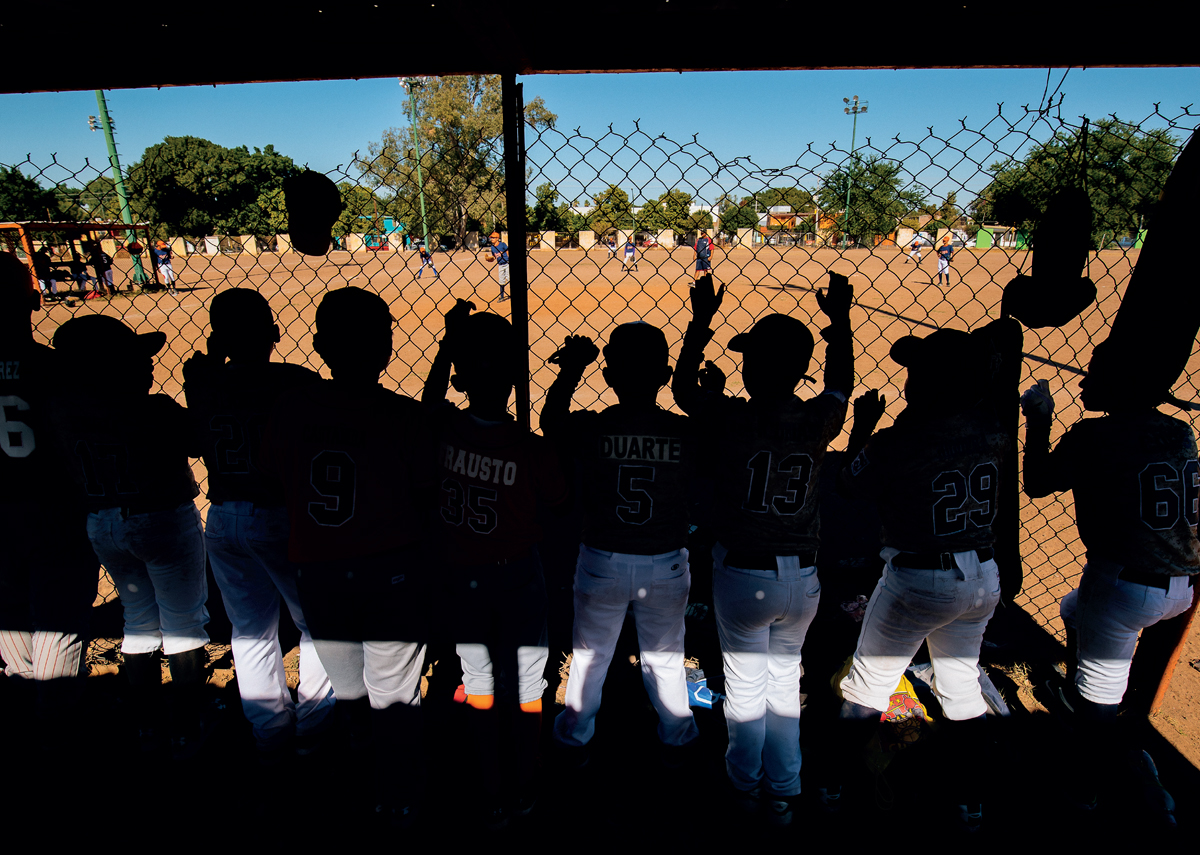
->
xmin=1139 ymin=460 xmax=1200 ymax=530
xmin=931 ymin=462 xmax=998 ymax=536
xmin=309 ymin=450 xmax=356 ymax=527
xmin=616 ymin=464 xmax=654 ymax=525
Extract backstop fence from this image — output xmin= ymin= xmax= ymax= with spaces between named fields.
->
xmin=3 ymin=80 xmax=1196 ymax=658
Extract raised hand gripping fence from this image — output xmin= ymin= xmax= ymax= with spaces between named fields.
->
xmin=2 ymin=80 xmax=1194 ymax=667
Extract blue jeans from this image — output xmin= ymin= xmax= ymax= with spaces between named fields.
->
xmin=88 ymin=502 xmax=208 ymax=656
xmin=206 ymin=502 xmax=335 ymax=746
xmin=1061 ymin=559 xmax=1195 ymax=704
xmin=713 ymin=542 xmax=820 ymax=797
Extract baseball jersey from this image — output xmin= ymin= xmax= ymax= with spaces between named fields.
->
xmin=624 ymin=242 xmax=635 ymax=257
xmin=0 ymin=341 xmax=70 ymax=503
xmin=419 ymin=247 xmax=433 ymax=263
xmin=153 ymin=247 xmax=171 ymax=266
xmin=697 ymin=392 xmax=847 ymax=555
xmin=696 ymin=237 xmax=711 ymax=260
xmin=491 ymin=242 xmax=509 ymax=265
xmin=48 ymin=390 xmax=201 ymax=513
xmin=938 ymin=244 xmax=953 ymax=262
xmin=556 ymin=404 xmax=695 ymax=555
xmin=843 ymin=406 xmax=1007 ymax=554
xmin=1036 ymin=411 xmax=1200 ymax=576
xmin=184 ymin=360 xmax=321 ymax=506
xmin=262 ymin=380 xmax=434 ymax=563
xmin=433 ymin=406 xmax=566 ymax=565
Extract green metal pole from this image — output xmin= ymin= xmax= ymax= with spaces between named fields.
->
xmin=406 ymin=82 xmax=430 ymax=251
xmin=842 ymin=110 xmax=858 ymax=250
xmin=95 ymin=89 xmax=147 ymax=285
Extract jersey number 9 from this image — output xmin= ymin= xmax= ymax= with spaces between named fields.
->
xmin=309 ymin=450 xmax=356 ymax=527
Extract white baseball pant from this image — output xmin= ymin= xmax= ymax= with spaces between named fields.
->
xmin=1060 ymin=559 xmax=1195 ymax=705
xmin=713 ymin=542 xmax=820 ymax=797
xmin=840 ymin=547 xmax=1000 ymax=721
xmin=205 ymin=502 xmax=335 ymax=747
xmin=554 ymin=545 xmax=697 ymax=748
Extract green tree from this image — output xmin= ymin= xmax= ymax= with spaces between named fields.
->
xmin=817 ymin=156 xmax=926 ymax=244
xmin=640 ymin=188 xmax=698 ymax=236
xmin=0 ymin=167 xmax=63 ymax=221
xmin=715 ymin=186 xmax=816 ymax=234
xmin=356 ymin=75 xmax=556 ymax=247
xmin=333 ymin=183 xmax=389 ymax=239
xmin=971 ymin=118 xmax=1178 ymax=247
xmin=587 ymin=184 xmax=634 ymax=236
xmin=123 ymin=137 xmax=303 ymax=240
xmin=528 ymin=182 xmax=564 ymax=232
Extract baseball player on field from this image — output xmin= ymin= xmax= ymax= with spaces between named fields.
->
xmin=262 ymin=286 xmax=434 ymax=827
xmin=672 ymin=271 xmax=855 ymax=826
xmin=488 ymin=233 xmax=511 ymax=302
xmin=0 ymin=253 xmax=98 ymax=773
xmin=182 ymin=288 xmax=335 ymax=760
xmin=48 ymin=313 xmax=212 ymax=760
xmin=621 ymin=238 xmax=639 ymax=273
xmin=542 ymin=323 xmax=699 ymax=766
xmin=1021 ymin=342 xmax=1198 ymax=812
xmin=423 ymin=300 xmax=567 ymax=829
xmin=905 ymin=237 xmax=922 ymax=264
xmin=417 ymin=244 xmax=439 ymax=280
xmin=154 ymin=240 xmax=178 ymax=296
xmin=834 ymin=326 xmax=1006 ymax=832
xmin=936 ymin=236 xmax=954 ymax=285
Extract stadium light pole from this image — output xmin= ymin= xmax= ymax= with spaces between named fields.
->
xmin=841 ymin=95 xmax=868 ymax=250
xmin=400 ymin=78 xmax=431 ymax=251
xmin=93 ymin=90 xmax=148 ymax=285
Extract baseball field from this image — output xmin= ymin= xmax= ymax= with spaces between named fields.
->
xmin=33 ymin=241 xmax=1200 ymax=770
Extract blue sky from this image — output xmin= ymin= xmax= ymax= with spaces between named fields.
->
xmin=3 ymin=67 xmax=1197 ymax=206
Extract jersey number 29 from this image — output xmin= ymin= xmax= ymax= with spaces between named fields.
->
xmin=931 ymin=462 xmax=998 ymax=536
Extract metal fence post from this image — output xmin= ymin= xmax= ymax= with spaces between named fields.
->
xmin=502 ymin=72 xmax=531 ymax=430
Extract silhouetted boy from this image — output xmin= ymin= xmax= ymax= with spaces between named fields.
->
xmin=424 ymin=299 xmax=567 ymax=829
xmin=183 ymin=288 xmax=334 ymax=759
xmin=672 ymin=272 xmax=854 ymax=826
xmin=262 ymin=286 xmax=434 ymax=826
xmin=542 ymin=323 xmax=698 ymax=763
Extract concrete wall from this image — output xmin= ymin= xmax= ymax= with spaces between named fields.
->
xmin=656 ymin=230 xmax=676 ymax=248
xmin=539 ymin=231 xmax=556 ymax=251
xmin=579 ymin=231 xmax=597 ymax=250
xmin=735 ymin=228 xmax=752 ymax=247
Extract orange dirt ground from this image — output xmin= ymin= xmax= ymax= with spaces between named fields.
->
xmin=37 ymin=241 xmax=1200 ymax=766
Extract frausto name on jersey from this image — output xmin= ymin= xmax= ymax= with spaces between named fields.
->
xmin=599 ymin=434 xmax=682 ymax=462
xmin=440 ymin=443 xmax=517 ymax=485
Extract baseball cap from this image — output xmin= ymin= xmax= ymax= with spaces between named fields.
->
xmin=284 ymin=170 xmax=343 ymax=256
xmin=889 ymin=327 xmax=982 ymax=370
xmin=53 ymin=314 xmax=166 ymax=359
xmin=728 ymin=314 xmax=816 ymax=381
xmin=604 ymin=322 xmax=668 ymax=370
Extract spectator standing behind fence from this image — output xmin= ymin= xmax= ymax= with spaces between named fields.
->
xmin=1021 ymin=346 xmax=1198 ymax=815
xmin=542 ymin=324 xmax=700 ymax=768
xmin=31 ymin=245 xmax=56 ymax=300
xmin=423 ymin=301 xmax=567 ymax=830
xmin=262 ymin=286 xmax=434 ymax=826
xmin=936 ymin=236 xmax=954 ymax=285
xmin=694 ymin=230 xmax=714 ymax=280
xmin=182 ymin=288 xmax=336 ymax=762
xmin=487 ymin=232 xmax=510 ymax=302
xmin=155 ymin=241 xmax=179 ymax=296
xmin=672 ymin=272 xmax=855 ymax=827
xmin=0 ymin=253 xmax=99 ymax=780
xmin=47 ymin=314 xmax=213 ymax=760
xmin=833 ymin=328 xmax=1006 ymax=833
xmin=87 ymin=241 xmax=115 ymax=297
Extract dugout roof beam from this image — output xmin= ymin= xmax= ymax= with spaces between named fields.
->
xmin=2 ymin=1 xmax=1197 ymax=95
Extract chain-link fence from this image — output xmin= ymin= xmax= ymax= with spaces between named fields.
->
xmin=3 ymin=83 xmax=1195 ymax=656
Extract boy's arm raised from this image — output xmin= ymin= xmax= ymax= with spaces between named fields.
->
xmin=422 ymin=299 xmax=474 ymax=408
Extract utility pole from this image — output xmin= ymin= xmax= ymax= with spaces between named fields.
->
xmin=841 ymin=95 xmax=868 ymax=250
xmin=400 ymin=78 xmax=431 ymax=251
xmin=93 ymin=90 xmax=148 ymax=285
